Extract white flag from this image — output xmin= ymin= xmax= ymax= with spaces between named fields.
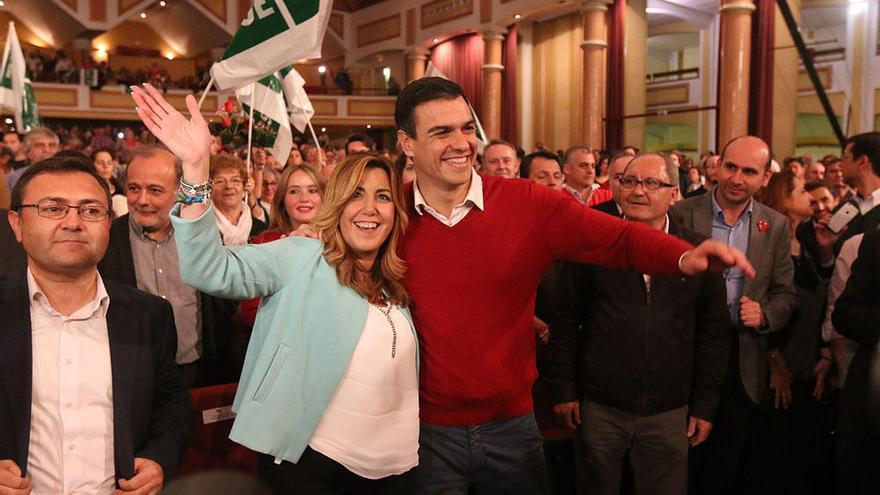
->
xmin=0 ymin=22 xmax=40 ymax=131
xmin=424 ymin=63 xmax=489 ymax=153
xmin=211 ymin=0 xmax=333 ymax=91
xmin=236 ymin=74 xmax=292 ymax=165
xmin=279 ymin=66 xmax=314 ymax=133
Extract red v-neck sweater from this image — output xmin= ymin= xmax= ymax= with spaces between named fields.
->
xmin=399 ymin=175 xmax=692 ymax=425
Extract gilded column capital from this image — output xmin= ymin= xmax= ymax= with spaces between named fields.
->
xmin=580 ymin=0 xmax=612 ymax=13
xmin=404 ymin=47 xmax=431 ymax=60
xmin=481 ymin=26 xmax=508 ymax=41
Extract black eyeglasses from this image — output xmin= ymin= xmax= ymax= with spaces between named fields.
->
xmin=619 ymin=176 xmax=675 ymax=192
xmin=18 ymin=199 xmax=110 ymax=222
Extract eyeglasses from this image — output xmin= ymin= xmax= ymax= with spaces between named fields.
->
xmin=18 ymin=199 xmax=110 ymax=221
xmin=619 ymin=176 xmax=675 ymax=191
xmin=213 ymin=177 xmax=245 ymax=188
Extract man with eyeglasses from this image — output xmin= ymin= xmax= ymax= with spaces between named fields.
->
xmin=548 ymin=153 xmax=730 ymax=494
xmin=673 ymin=136 xmax=797 ymax=494
xmin=592 ymin=152 xmax=635 ymax=217
xmin=0 ymin=157 xmax=191 ymax=494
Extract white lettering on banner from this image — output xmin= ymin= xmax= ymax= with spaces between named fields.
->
xmin=242 ymin=0 xmax=277 ymax=26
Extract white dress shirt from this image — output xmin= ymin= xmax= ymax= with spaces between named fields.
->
xmin=413 ymin=168 xmax=484 ymax=227
xmin=308 ymin=304 xmax=419 ymax=479
xmin=855 ymin=187 xmax=880 ymax=215
xmin=27 ymin=269 xmax=116 ymax=495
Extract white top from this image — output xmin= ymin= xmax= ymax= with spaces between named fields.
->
xmin=27 ymin=269 xmax=115 ymax=495
xmin=413 ymin=168 xmax=484 ymax=227
xmin=308 ymin=304 xmax=419 ymax=479
xmin=822 ymin=233 xmax=864 ymax=342
xmin=856 ymin=187 xmax=880 ymax=215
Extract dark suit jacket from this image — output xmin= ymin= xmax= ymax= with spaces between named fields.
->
xmin=0 ymin=267 xmax=191 ymax=482
xmin=0 ymin=209 xmax=26 ymax=273
xmin=832 ymin=229 xmax=880 ymax=434
xmin=98 ymin=215 xmax=241 ymax=384
xmin=671 ymin=191 xmax=797 ymax=406
xmin=548 ymin=218 xmax=731 ymax=419
xmin=591 ymin=199 xmax=623 ymax=218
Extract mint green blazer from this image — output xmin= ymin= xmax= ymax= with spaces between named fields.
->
xmin=170 ymin=205 xmax=417 ymax=463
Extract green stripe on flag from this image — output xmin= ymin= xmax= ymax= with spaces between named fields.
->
xmin=1 ymin=58 xmax=11 ymax=90
xmin=258 ymin=74 xmax=283 ymax=93
xmin=223 ymin=0 xmax=319 ymax=60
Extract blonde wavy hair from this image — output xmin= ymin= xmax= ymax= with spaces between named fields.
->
xmin=268 ymin=164 xmax=325 ymax=234
xmin=312 ymin=154 xmax=410 ymax=306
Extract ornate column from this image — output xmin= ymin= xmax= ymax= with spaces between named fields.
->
xmin=717 ymin=0 xmax=756 ymax=148
xmin=404 ymin=47 xmax=430 ymax=83
xmin=581 ymin=0 xmax=610 ymax=149
xmin=481 ymin=26 xmax=507 ymax=140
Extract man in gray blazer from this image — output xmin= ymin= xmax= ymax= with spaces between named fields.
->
xmin=672 ymin=136 xmax=797 ymax=494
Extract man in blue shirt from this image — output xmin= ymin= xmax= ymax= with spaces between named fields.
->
xmin=671 ymin=136 xmax=797 ymax=494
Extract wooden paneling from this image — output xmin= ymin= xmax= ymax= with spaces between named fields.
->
xmin=357 ymin=14 xmax=401 ymax=47
xmin=312 ymin=99 xmax=339 ymax=116
xmin=118 ymin=0 xmax=143 ymax=16
xmin=647 ymin=84 xmax=690 ymax=106
xmin=59 ymin=0 xmax=77 ymax=10
xmin=33 ymin=87 xmax=78 ymax=107
xmin=798 ymin=66 xmax=833 ymax=91
xmin=421 ymin=0 xmax=474 ymax=29
xmin=238 ymin=0 xmax=251 ymax=23
xmin=480 ymin=0 xmax=492 ymax=23
xmin=798 ymin=92 xmax=845 ymax=116
xmin=347 ymin=98 xmax=396 ymax=116
xmin=194 ymin=0 xmax=228 ymax=22
xmin=330 ymin=13 xmax=345 ymax=38
xmin=406 ymin=9 xmax=415 ymax=45
xmin=90 ymin=0 xmax=107 ymax=22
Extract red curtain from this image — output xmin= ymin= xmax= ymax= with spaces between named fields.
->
xmin=502 ymin=25 xmax=518 ymax=146
xmin=748 ymin=0 xmax=774 ymax=146
xmin=605 ymin=0 xmax=626 ymax=150
xmin=430 ymin=34 xmax=485 ymax=119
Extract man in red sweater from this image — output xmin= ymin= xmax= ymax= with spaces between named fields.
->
xmin=395 ymin=77 xmax=753 ymax=494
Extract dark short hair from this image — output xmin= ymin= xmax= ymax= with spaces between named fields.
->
xmin=345 ymin=133 xmax=376 ymax=153
xmin=804 ymin=180 xmax=829 ymax=193
xmin=0 ymin=146 xmax=13 ymax=160
xmin=563 ymin=146 xmax=592 ymax=165
xmin=11 ymin=156 xmax=111 ymax=210
xmin=844 ymin=132 xmax=880 ymax=176
xmin=521 ymin=150 xmax=561 ymax=178
xmin=90 ymin=148 xmax=116 ymax=162
xmin=395 ymin=77 xmax=468 ymax=137
xmin=3 ymin=131 xmax=21 ymax=141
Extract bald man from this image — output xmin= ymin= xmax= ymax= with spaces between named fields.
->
xmin=673 ymin=136 xmax=796 ymax=494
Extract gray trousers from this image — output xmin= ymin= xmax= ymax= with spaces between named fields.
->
xmin=576 ymin=400 xmax=689 ymax=495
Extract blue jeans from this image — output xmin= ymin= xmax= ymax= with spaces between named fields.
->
xmin=414 ymin=413 xmax=549 ymax=494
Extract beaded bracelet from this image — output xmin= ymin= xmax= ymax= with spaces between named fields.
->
xmin=177 ymin=178 xmax=213 ymax=204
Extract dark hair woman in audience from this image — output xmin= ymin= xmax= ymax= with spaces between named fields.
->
xmin=595 ymin=150 xmax=611 ymax=186
xmin=132 ymin=83 xmax=419 ymax=494
xmin=91 ymin=148 xmax=127 ymax=216
xmin=754 ymin=169 xmax=843 ymax=492
xmin=241 ymin=164 xmax=326 ymax=326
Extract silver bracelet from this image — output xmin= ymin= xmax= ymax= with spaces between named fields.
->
xmin=179 ymin=177 xmax=213 ymax=196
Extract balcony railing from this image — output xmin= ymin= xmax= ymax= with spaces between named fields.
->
xmin=647 ymin=67 xmax=699 ymax=84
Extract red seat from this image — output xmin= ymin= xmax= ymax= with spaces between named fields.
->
xmin=177 ymin=383 xmax=257 ymax=477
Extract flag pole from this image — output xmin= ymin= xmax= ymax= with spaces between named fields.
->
xmin=307 ymin=120 xmax=323 ymax=167
xmin=197 ymin=76 xmax=215 ymax=110
xmin=245 ymin=86 xmax=255 ymax=207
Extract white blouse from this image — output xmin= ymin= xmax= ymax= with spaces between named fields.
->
xmin=308 ymin=303 xmax=419 ymax=479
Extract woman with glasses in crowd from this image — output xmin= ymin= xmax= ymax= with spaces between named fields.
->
xmin=209 ymin=153 xmax=267 ymax=245
xmin=132 ymin=83 xmax=419 ymax=494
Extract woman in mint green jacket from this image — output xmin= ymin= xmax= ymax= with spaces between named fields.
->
xmin=132 ymin=84 xmax=419 ymax=493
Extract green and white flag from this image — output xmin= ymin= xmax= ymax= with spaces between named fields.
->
xmin=0 ymin=22 xmax=40 ymax=131
xmin=236 ymin=74 xmax=292 ymax=164
xmin=212 ymin=0 xmax=333 ymax=91
xmin=279 ymin=66 xmax=314 ymax=133
xmin=424 ymin=62 xmax=489 ymax=154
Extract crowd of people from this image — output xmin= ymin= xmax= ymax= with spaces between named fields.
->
xmin=0 ymin=76 xmax=877 ymax=495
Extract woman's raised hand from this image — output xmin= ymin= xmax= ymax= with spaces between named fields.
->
xmin=131 ymin=83 xmax=212 ymax=172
